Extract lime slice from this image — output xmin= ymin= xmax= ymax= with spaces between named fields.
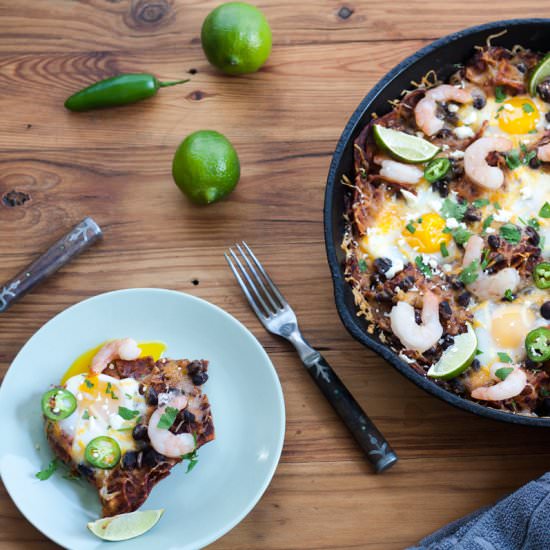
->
xmin=427 ymin=323 xmax=477 ymax=380
xmin=529 ymin=53 xmax=550 ymax=97
xmin=87 ymin=509 xmax=164 ymax=541
xmin=373 ymin=124 xmax=439 ymax=164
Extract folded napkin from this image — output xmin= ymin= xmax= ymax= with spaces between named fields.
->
xmin=409 ymin=473 xmax=550 ymax=550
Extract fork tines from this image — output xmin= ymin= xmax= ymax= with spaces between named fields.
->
xmin=224 ymin=242 xmax=285 ymax=319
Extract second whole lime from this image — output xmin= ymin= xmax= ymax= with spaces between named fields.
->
xmin=172 ymin=130 xmax=240 ymax=205
xmin=201 ymin=2 xmax=272 ymax=75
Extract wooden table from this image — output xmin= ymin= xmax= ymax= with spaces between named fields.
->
xmin=1 ymin=1 xmax=550 ymax=548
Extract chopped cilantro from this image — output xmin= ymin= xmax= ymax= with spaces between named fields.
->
xmin=482 ymin=214 xmax=494 ymax=233
xmin=118 ymin=406 xmax=140 ymax=421
xmin=105 ymin=382 xmax=118 ymax=400
xmin=473 ymin=198 xmax=490 ymax=208
xmin=499 ymin=223 xmax=521 ymax=244
xmin=84 ymin=379 xmax=94 ymax=389
xmin=497 ymin=352 xmax=513 ymax=363
xmin=451 ymin=227 xmax=472 ymax=246
xmin=522 ymin=102 xmax=535 ymax=113
xmin=440 ymin=198 xmax=467 ymax=221
xmin=415 ymin=256 xmax=433 ymax=278
xmin=459 ymin=260 xmax=479 ymax=285
xmin=157 ymin=406 xmax=179 ymax=430
xmin=480 ymin=249 xmax=490 ymax=270
xmin=440 ymin=242 xmax=449 ymax=257
xmin=358 ymin=258 xmax=367 ymax=273
xmin=529 ymin=218 xmax=540 ymax=230
xmin=475 ymin=349 xmax=484 ymax=356
xmin=406 ymin=222 xmax=416 ymax=234
xmin=523 ymin=150 xmax=537 ymax=165
xmin=505 ymin=150 xmax=521 ymax=170
xmin=503 ymin=289 xmax=514 ymax=301
xmin=495 ymin=366 xmax=514 ymax=380
xmin=181 ymin=433 xmax=199 ymax=473
xmin=494 ymin=86 xmax=506 ymax=103
xmin=539 ymin=202 xmax=550 ymax=219
xmin=36 ymin=458 xmax=59 ymax=481
xmin=493 ymin=202 xmax=501 ymax=210
xmin=82 ymin=410 xmax=90 ymax=420
xmin=541 ymin=388 xmax=550 ymax=397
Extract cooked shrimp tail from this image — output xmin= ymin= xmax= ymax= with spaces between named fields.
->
xmin=537 ymin=143 xmax=550 ymax=162
xmin=464 ymin=137 xmax=513 ymax=190
xmin=471 ymin=364 xmax=527 ymax=401
xmin=90 ymin=338 xmax=141 ymax=374
xmin=390 ymin=290 xmax=443 ymax=353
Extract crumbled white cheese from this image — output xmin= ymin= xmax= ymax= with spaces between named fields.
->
xmin=449 ymin=150 xmax=465 ymax=159
xmin=109 ymin=414 xmax=126 ymax=430
xmin=397 ymin=238 xmax=407 ymax=247
xmin=453 ymin=126 xmax=475 ymax=139
xmin=462 ymin=111 xmax=477 ymax=125
xmin=429 ymin=199 xmax=443 ymax=212
xmin=386 ymin=258 xmax=404 ymax=279
xmin=485 ymin=227 xmax=496 ymax=234
xmin=400 ymin=189 xmax=419 ymax=206
xmin=415 ymin=131 xmax=424 ymax=138
xmin=503 ymin=103 xmax=515 ymax=112
xmin=447 ymin=103 xmax=459 ymax=113
xmin=441 ymin=143 xmax=450 ymax=151
xmin=493 ymin=209 xmax=513 ymax=222
xmin=443 ymin=264 xmax=452 ymax=272
xmin=77 ymin=392 xmax=83 ymax=401
xmin=520 ymin=186 xmax=532 ymax=200
xmin=446 ymin=217 xmax=460 ymax=229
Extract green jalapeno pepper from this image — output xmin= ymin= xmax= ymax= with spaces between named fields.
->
xmin=41 ymin=388 xmax=77 ymax=421
xmin=533 ymin=262 xmax=550 ymax=289
xmin=424 ymin=158 xmax=451 ymax=183
xmin=525 ymin=327 xmax=550 ymax=362
xmin=85 ymin=436 xmax=121 ymax=469
xmin=64 ymin=74 xmax=189 ymax=112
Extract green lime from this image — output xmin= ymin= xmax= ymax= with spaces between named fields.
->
xmin=427 ymin=323 xmax=477 ymax=380
xmin=172 ymin=130 xmax=240 ymax=205
xmin=529 ymin=53 xmax=550 ymax=97
xmin=87 ymin=509 xmax=164 ymax=541
xmin=373 ymin=124 xmax=440 ymax=164
xmin=201 ymin=2 xmax=272 ymax=75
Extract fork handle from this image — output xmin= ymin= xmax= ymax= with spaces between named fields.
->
xmin=289 ymin=334 xmax=397 ymax=473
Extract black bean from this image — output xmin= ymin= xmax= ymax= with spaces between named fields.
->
xmin=374 ymin=257 xmax=392 ymax=274
xmin=132 ymin=424 xmax=149 ymax=441
xmin=451 ymin=278 xmax=465 ymax=290
xmin=138 ymin=383 xmax=145 ymax=395
xmin=146 ymin=386 xmax=158 ymax=406
xmin=439 ymin=300 xmax=452 ymax=319
xmin=436 ymin=128 xmax=453 ymax=139
xmin=450 ymin=159 xmax=464 ymax=178
xmin=183 ymin=409 xmax=195 ymax=423
xmin=525 ymin=358 xmax=539 ymax=370
xmin=537 ymin=78 xmax=550 ymax=103
xmin=77 ymin=464 xmax=95 ymax=478
xmin=541 ymin=301 xmax=550 ymax=320
xmin=414 ymin=309 xmax=422 ymax=325
xmin=473 ymin=96 xmax=486 ymax=109
xmin=441 ymin=334 xmax=455 ymax=350
xmin=464 ymin=207 xmax=481 ymax=222
xmin=142 ymin=448 xmax=164 ymax=468
xmin=470 ymin=359 xmax=481 ymax=371
xmin=375 ymin=291 xmax=392 ymax=302
xmin=192 ymin=371 xmax=209 ymax=386
xmin=516 ymin=62 xmax=527 ymax=74
xmin=457 ymin=291 xmax=471 ymax=307
xmin=529 ymin=156 xmax=541 ymax=169
xmin=186 ymin=360 xmax=202 ymax=375
xmin=487 ymin=235 xmax=500 ymax=250
xmin=449 ymin=378 xmax=466 ymax=394
xmin=432 ymin=179 xmax=449 ymax=197
xmin=121 ymin=451 xmax=138 ymax=470
xmin=400 ymin=276 xmax=415 ymax=291
xmin=525 ymin=225 xmax=540 ymax=246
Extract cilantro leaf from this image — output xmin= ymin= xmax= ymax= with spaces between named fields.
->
xmin=118 ymin=406 xmax=140 ymax=421
xmin=482 ymin=214 xmax=494 ymax=233
xmin=495 ymin=366 xmax=514 ymax=380
xmin=82 ymin=410 xmax=90 ymax=420
xmin=497 ymin=352 xmax=513 ymax=363
xmin=503 ymin=289 xmax=514 ymax=301
xmin=499 ymin=223 xmax=521 ymax=244
xmin=459 ymin=260 xmax=479 ymax=285
xmin=440 ymin=198 xmax=467 ymax=221
xmin=451 ymin=227 xmax=472 ymax=246
xmin=540 ymin=202 xmax=550 ymax=219
xmin=440 ymin=242 xmax=449 ymax=257
xmin=157 ymin=406 xmax=179 ymax=430
xmin=415 ymin=256 xmax=433 ymax=278
xmin=494 ymin=86 xmax=506 ymax=103
xmin=406 ymin=222 xmax=416 ymax=234
xmin=181 ymin=433 xmax=199 ymax=473
xmin=358 ymin=258 xmax=367 ymax=273
xmin=473 ymin=198 xmax=490 ymax=208
xmin=522 ymin=102 xmax=535 ymax=113
xmin=505 ymin=150 xmax=521 ymax=170
xmin=84 ymin=379 xmax=94 ymax=389
xmin=528 ymin=218 xmax=540 ymax=230
xmin=36 ymin=458 xmax=59 ymax=481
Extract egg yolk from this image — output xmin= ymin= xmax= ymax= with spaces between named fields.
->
xmin=403 ymin=212 xmax=451 ymax=253
xmin=359 ymin=206 xmax=400 ymax=253
xmin=498 ymin=97 xmax=539 ymax=134
xmin=491 ymin=306 xmax=534 ymax=349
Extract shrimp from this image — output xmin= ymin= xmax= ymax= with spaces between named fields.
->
xmin=148 ymin=394 xmax=195 ymax=458
xmin=537 ymin=143 xmax=550 ymax=162
xmin=414 ymin=84 xmax=472 ymax=136
xmin=462 ymin=235 xmax=520 ymax=301
xmin=471 ymin=364 xmax=527 ymax=401
xmin=90 ymin=338 xmax=141 ymax=374
xmin=463 ymin=137 xmax=513 ymax=190
xmin=390 ymin=290 xmax=443 ymax=353
xmin=376 ymin=157 xmax=423 ymax=185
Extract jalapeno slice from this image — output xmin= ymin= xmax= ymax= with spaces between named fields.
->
xmin=424 ymin=158 xmax=451 ymax=183
xmin=41 ymin=388 xmax=77 ymax=421
xmin=533 ymin=262 xmax=550 ymax=289
xmin=85 ymin=436 xmax=121 ymax=469
xmin=525 ymin=327 xmax=550 ymax=362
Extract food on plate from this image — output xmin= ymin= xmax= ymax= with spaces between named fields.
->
xmin=41 ymin=338 xmax=214 ymax=516
xmin=172 ymin=130 xmax=241 ymax=205
xmin=64 ymin=74 xmax=189 ymax=112
xmin=201 ymin=2 xmax=272 ymax=75
xmin=87 ymin=509 xmax=164 ymax=541
xmin=342 ymin=43 xmax=550 ymax=415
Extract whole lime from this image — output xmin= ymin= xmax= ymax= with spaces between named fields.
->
xmin=172 ymin=130 xmax=240 ymax=205
xmin=201 ymin=2 xmax=272 ymax=75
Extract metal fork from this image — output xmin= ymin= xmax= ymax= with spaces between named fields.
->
xmin=225 ymin=242 xmax=397 ymax=473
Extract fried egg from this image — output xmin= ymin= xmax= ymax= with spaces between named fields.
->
xmin=58 ymin=373 xmax=147 ymax=463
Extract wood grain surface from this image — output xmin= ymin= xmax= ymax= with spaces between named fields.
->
xmin=1 ymin=1 xmax=550 ymax=548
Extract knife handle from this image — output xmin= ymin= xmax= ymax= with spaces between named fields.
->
xmin=0 ymin=217 xmax=102 ymax=313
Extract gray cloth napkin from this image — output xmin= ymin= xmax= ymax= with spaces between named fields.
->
xmin=409 ymin=473 xmax=550 ymax=550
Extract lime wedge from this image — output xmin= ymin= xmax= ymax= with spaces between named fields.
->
xmin=427 ymin=323 xmax=477 ymax=380
xmin=373 ymin=124 xmax=439 ymax=164
xmin=87 ymin=509 xmax=164 ymax=541
xmin=529 ymin=53 xmax=550 ymax=97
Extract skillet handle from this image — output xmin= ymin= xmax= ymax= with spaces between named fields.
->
xmin=0 ymin=217 xmax=102 ymax=313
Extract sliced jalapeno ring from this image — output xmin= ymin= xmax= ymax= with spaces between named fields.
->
xmin=424 ymin=157 xmax=451 ymax=183
xmin=533 ymin=262 xmax=550 ymax=289
xmin=41 ymin=388 xmax=77 ymax=421
xmin=85 ymin=436 xmax=121 ymax=469
xmin=525 ymin=327 xmax=550 ymax=362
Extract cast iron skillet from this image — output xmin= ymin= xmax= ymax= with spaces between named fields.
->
xmin=324 ymin=19 xmax=550 ymax=427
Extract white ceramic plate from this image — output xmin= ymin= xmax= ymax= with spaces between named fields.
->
xmin=0 ymin=288 xmax=285 ymax=550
